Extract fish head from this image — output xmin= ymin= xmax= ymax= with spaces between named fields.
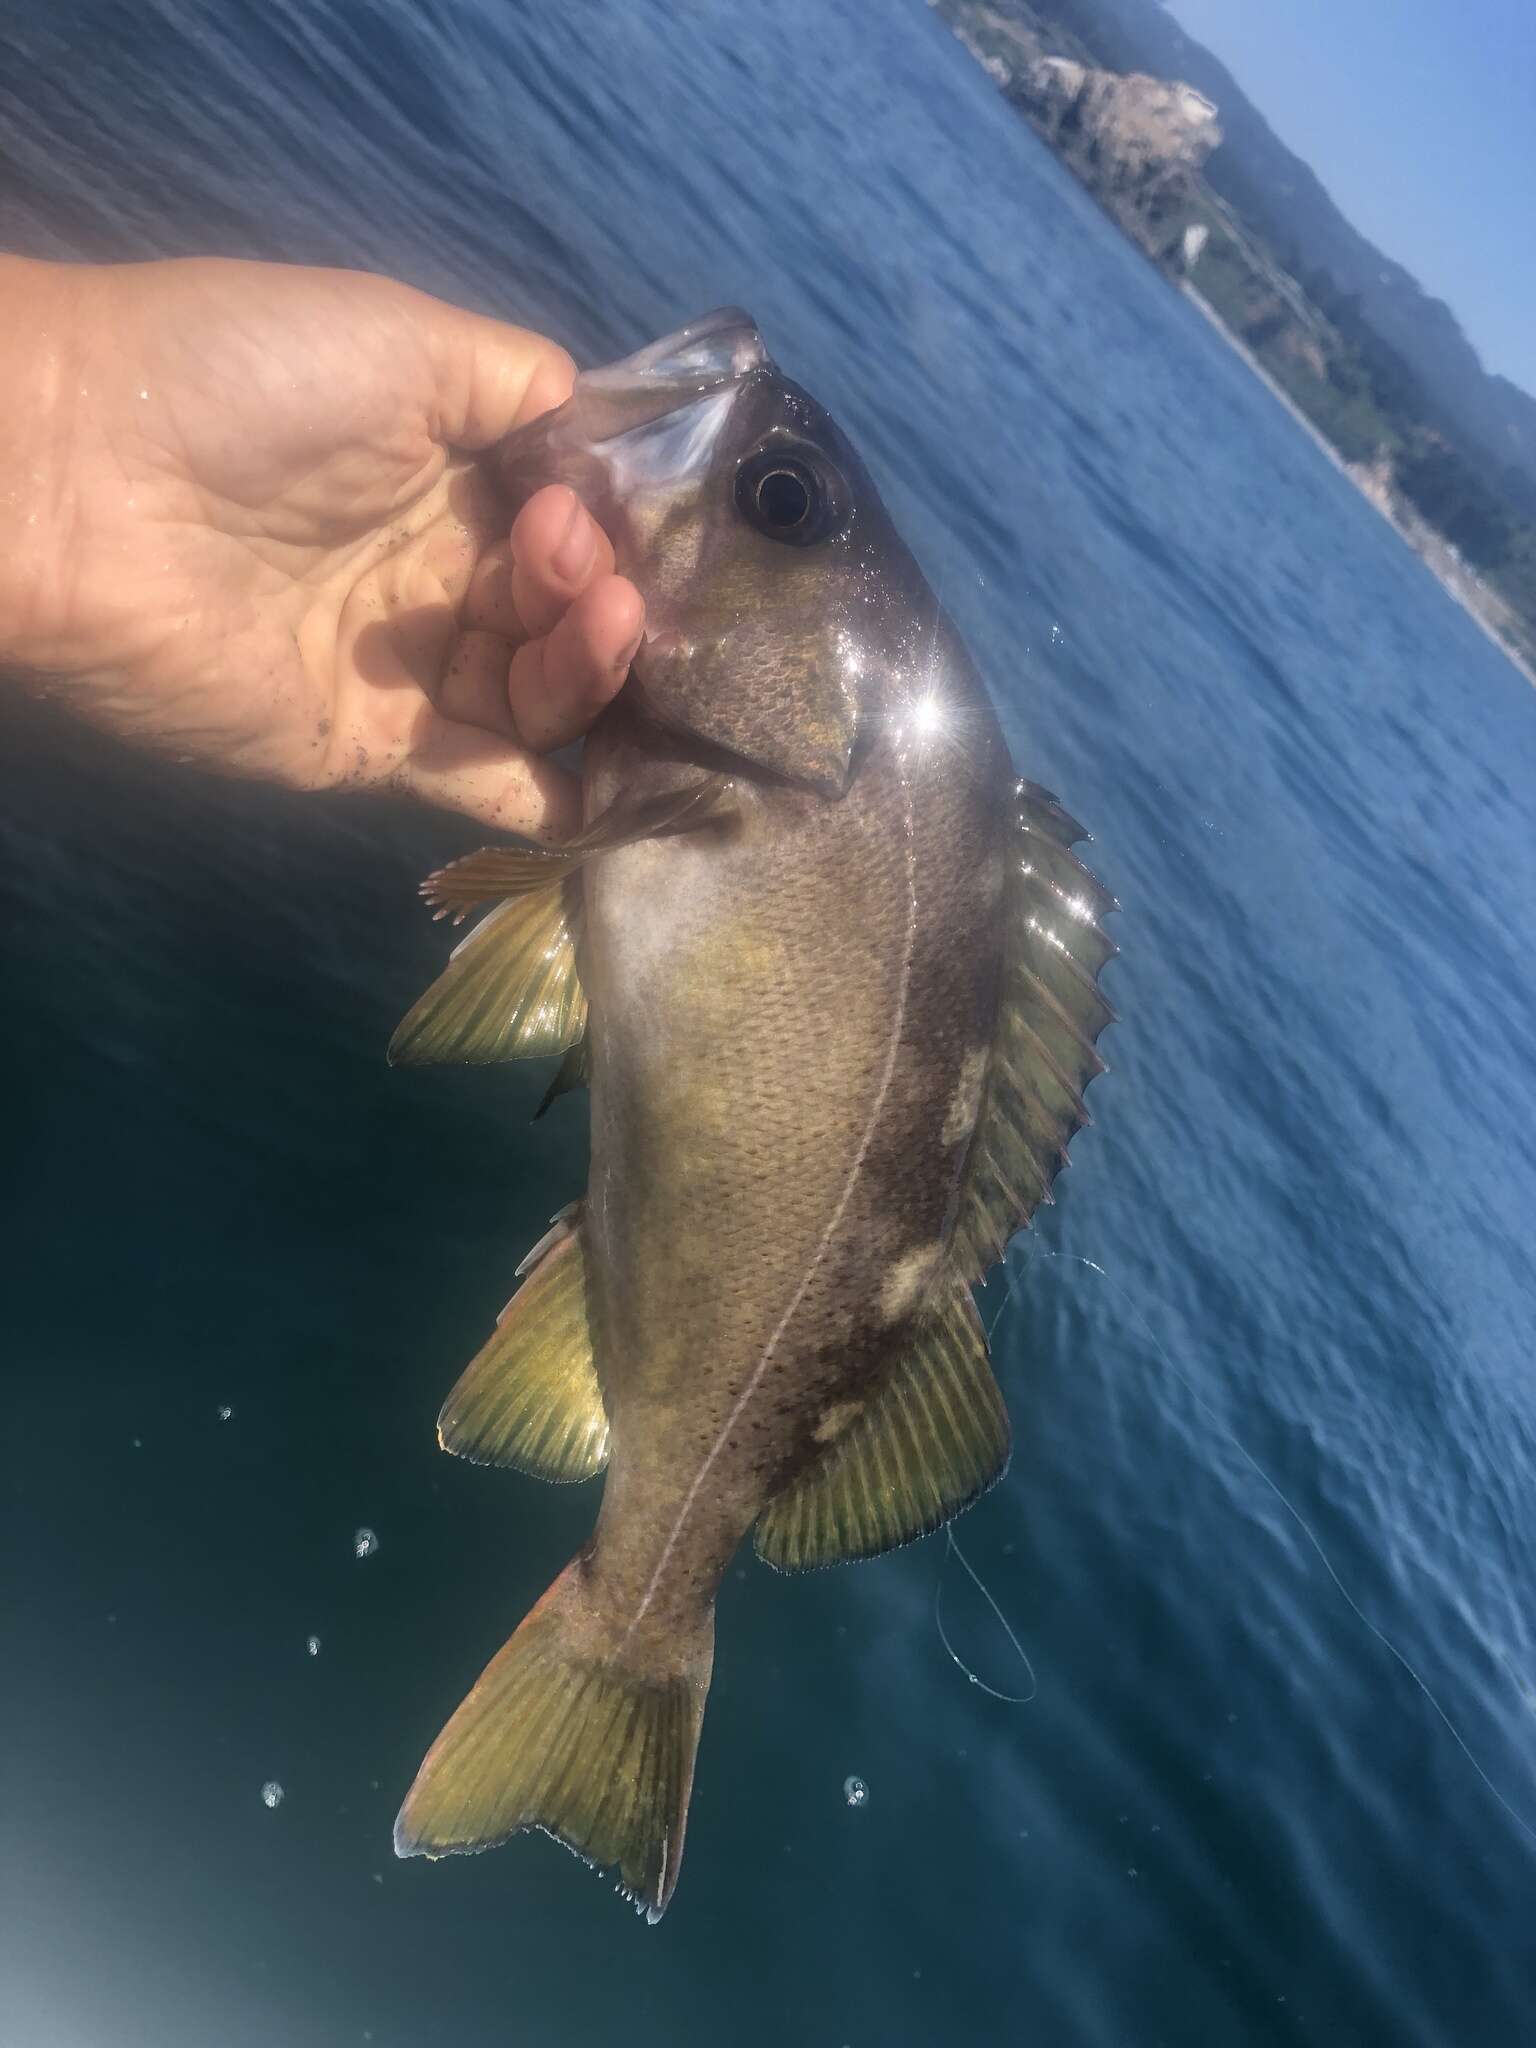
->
xmin=504 ymin=309 xmax=930 ymax=797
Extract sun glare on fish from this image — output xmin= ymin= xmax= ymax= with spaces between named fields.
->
xmin=892 ymin=679 xmax=972 ymax=769
xmin=836 ymin=628 xmax=864 ymax=685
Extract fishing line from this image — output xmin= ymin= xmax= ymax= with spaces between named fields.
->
xmin=922 ymin=1270 xmax=1051 ymax=1704
xmin=934 ymin=1526 xmax=1038 ymax=1703
xmin=959 ymin=1243 xmax=1536 ymax=1851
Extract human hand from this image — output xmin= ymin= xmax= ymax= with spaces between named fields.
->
xmin=0 ymin=256 xmax=640 ymax=838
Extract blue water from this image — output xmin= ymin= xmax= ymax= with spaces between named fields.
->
xmin=2 ymin=2 xmax=1534 ymax=2043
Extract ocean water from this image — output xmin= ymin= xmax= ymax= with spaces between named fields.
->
xmin=2 ymin=2 xmax=1534 ymax=2043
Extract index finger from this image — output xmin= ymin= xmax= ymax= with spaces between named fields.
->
xmin=461 ymin=486 xmax=618 ymax=642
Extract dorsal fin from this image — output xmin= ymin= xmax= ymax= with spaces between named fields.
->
xmin=951 ymin=779 xmax=1117 ymax=1282
xmin=436 ymin=1208 xmax=609 ymax=1482
xmin=753 ymin=1282 xmax=1010 ymax=1572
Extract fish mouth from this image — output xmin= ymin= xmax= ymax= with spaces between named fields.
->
xmin=501 ymin=309 xmax=771 ymax=514
xmin=633 ymin=626 xmax=689 ymax=665
xmin=581 ymin=307 xmax=770 ymax=409
xmin=627 ymin=627 xmax=696 ymax=711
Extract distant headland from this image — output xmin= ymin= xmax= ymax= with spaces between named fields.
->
xmin=934 ymin=0 xmax=1536 ymax=684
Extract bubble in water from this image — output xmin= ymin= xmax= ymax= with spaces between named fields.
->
xmin=843 ymin=1775 xmax=869 ymax=1809
xmin=306 ymin=1635 xmax=321 ymax=1657
xmin=353 ymin=1528 xmax=378 ymax=1559
xmin=261 ymin=1781 xmax=284 ymax=1809
xmin=217 ymin=1405 xmax=233 ymax=1422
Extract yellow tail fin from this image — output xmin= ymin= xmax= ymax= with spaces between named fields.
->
xmin=393 ymin=1559 xmax=713 ymax=1922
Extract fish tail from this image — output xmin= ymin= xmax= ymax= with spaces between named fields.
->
xmin=393 ymin=1555 xmax=714 ymax=1922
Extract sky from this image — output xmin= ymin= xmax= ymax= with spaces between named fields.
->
xmin=1159 ymin=0 xmax=1536 ymax=396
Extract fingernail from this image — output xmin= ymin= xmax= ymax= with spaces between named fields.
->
xmin=551 ymin=495 xmax=596 ymax=583
xmin=615 ymin=623 xmax=645 ymax=673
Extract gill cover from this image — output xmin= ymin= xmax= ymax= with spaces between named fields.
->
xmin=504 ymin=309 xmax=870 ymax=795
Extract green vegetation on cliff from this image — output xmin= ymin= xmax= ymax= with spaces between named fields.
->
xmin=935 ymin=0 xmax=1536 ymax=668
xmin=1185 ymin=217 xmax=1536 ymax=629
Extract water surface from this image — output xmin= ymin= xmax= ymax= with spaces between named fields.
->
xmin=2 ymin=3 xmax=1534 ymax=2043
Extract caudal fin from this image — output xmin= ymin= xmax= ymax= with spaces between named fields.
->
xmin=393 ymin=1559 xmax=713 ymax=1922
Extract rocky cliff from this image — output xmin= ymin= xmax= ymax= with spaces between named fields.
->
xmin=944 ymin=6 xmax=1220 ymax=236
xmin=932 ymin=0 xmax=1536 ymax=679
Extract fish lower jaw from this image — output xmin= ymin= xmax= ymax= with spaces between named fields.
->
xmin=634 ymin=627 xmax=695 ymax=675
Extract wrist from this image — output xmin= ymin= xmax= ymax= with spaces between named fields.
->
xmin=0 ymin=255 xmax=94 ymax=674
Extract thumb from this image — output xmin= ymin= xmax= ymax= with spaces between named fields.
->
xmin=407 ymin=286 xmax=577 ymax=452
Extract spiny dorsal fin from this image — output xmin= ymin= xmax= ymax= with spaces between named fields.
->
xmin=951 ymin=780 xmax=1118 ymax=1283
xmin=754 ymin=1282 xmax=1010 ymax=1572
xmin=436 ymin=1208 xmax=609 ymax=1482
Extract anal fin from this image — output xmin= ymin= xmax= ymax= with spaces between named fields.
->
xmin=437 ymin=1208 xmax=608 ymax=1482
xmin=754 ymin=1283 xmax=1010 ymax=1572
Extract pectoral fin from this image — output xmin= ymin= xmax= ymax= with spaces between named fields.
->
xmin=390 ymin=775 xmax=733 ymax=1069
xmin=754 ymin=1283 xmax=1010 ymax=1572
xmin=389 ymin=875 xmax=586 ymax=1066
xmin=436 ymin=1208 xmax=608 ymax=1482
xmin=418 ymin=774 xmax=734 ymax=923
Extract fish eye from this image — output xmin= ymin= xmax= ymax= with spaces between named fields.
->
xmin=734 ymin=446 xmax=844 ymax=546
xmin=755 ymin=465 xmax=812 ymax=529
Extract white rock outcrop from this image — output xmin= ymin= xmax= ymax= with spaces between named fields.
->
xmin=949 ymin=9 xmax=1221 ymax=203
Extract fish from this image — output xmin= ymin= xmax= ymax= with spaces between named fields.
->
xmin=388 ymin=309 xmax=1117 ymax=1919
